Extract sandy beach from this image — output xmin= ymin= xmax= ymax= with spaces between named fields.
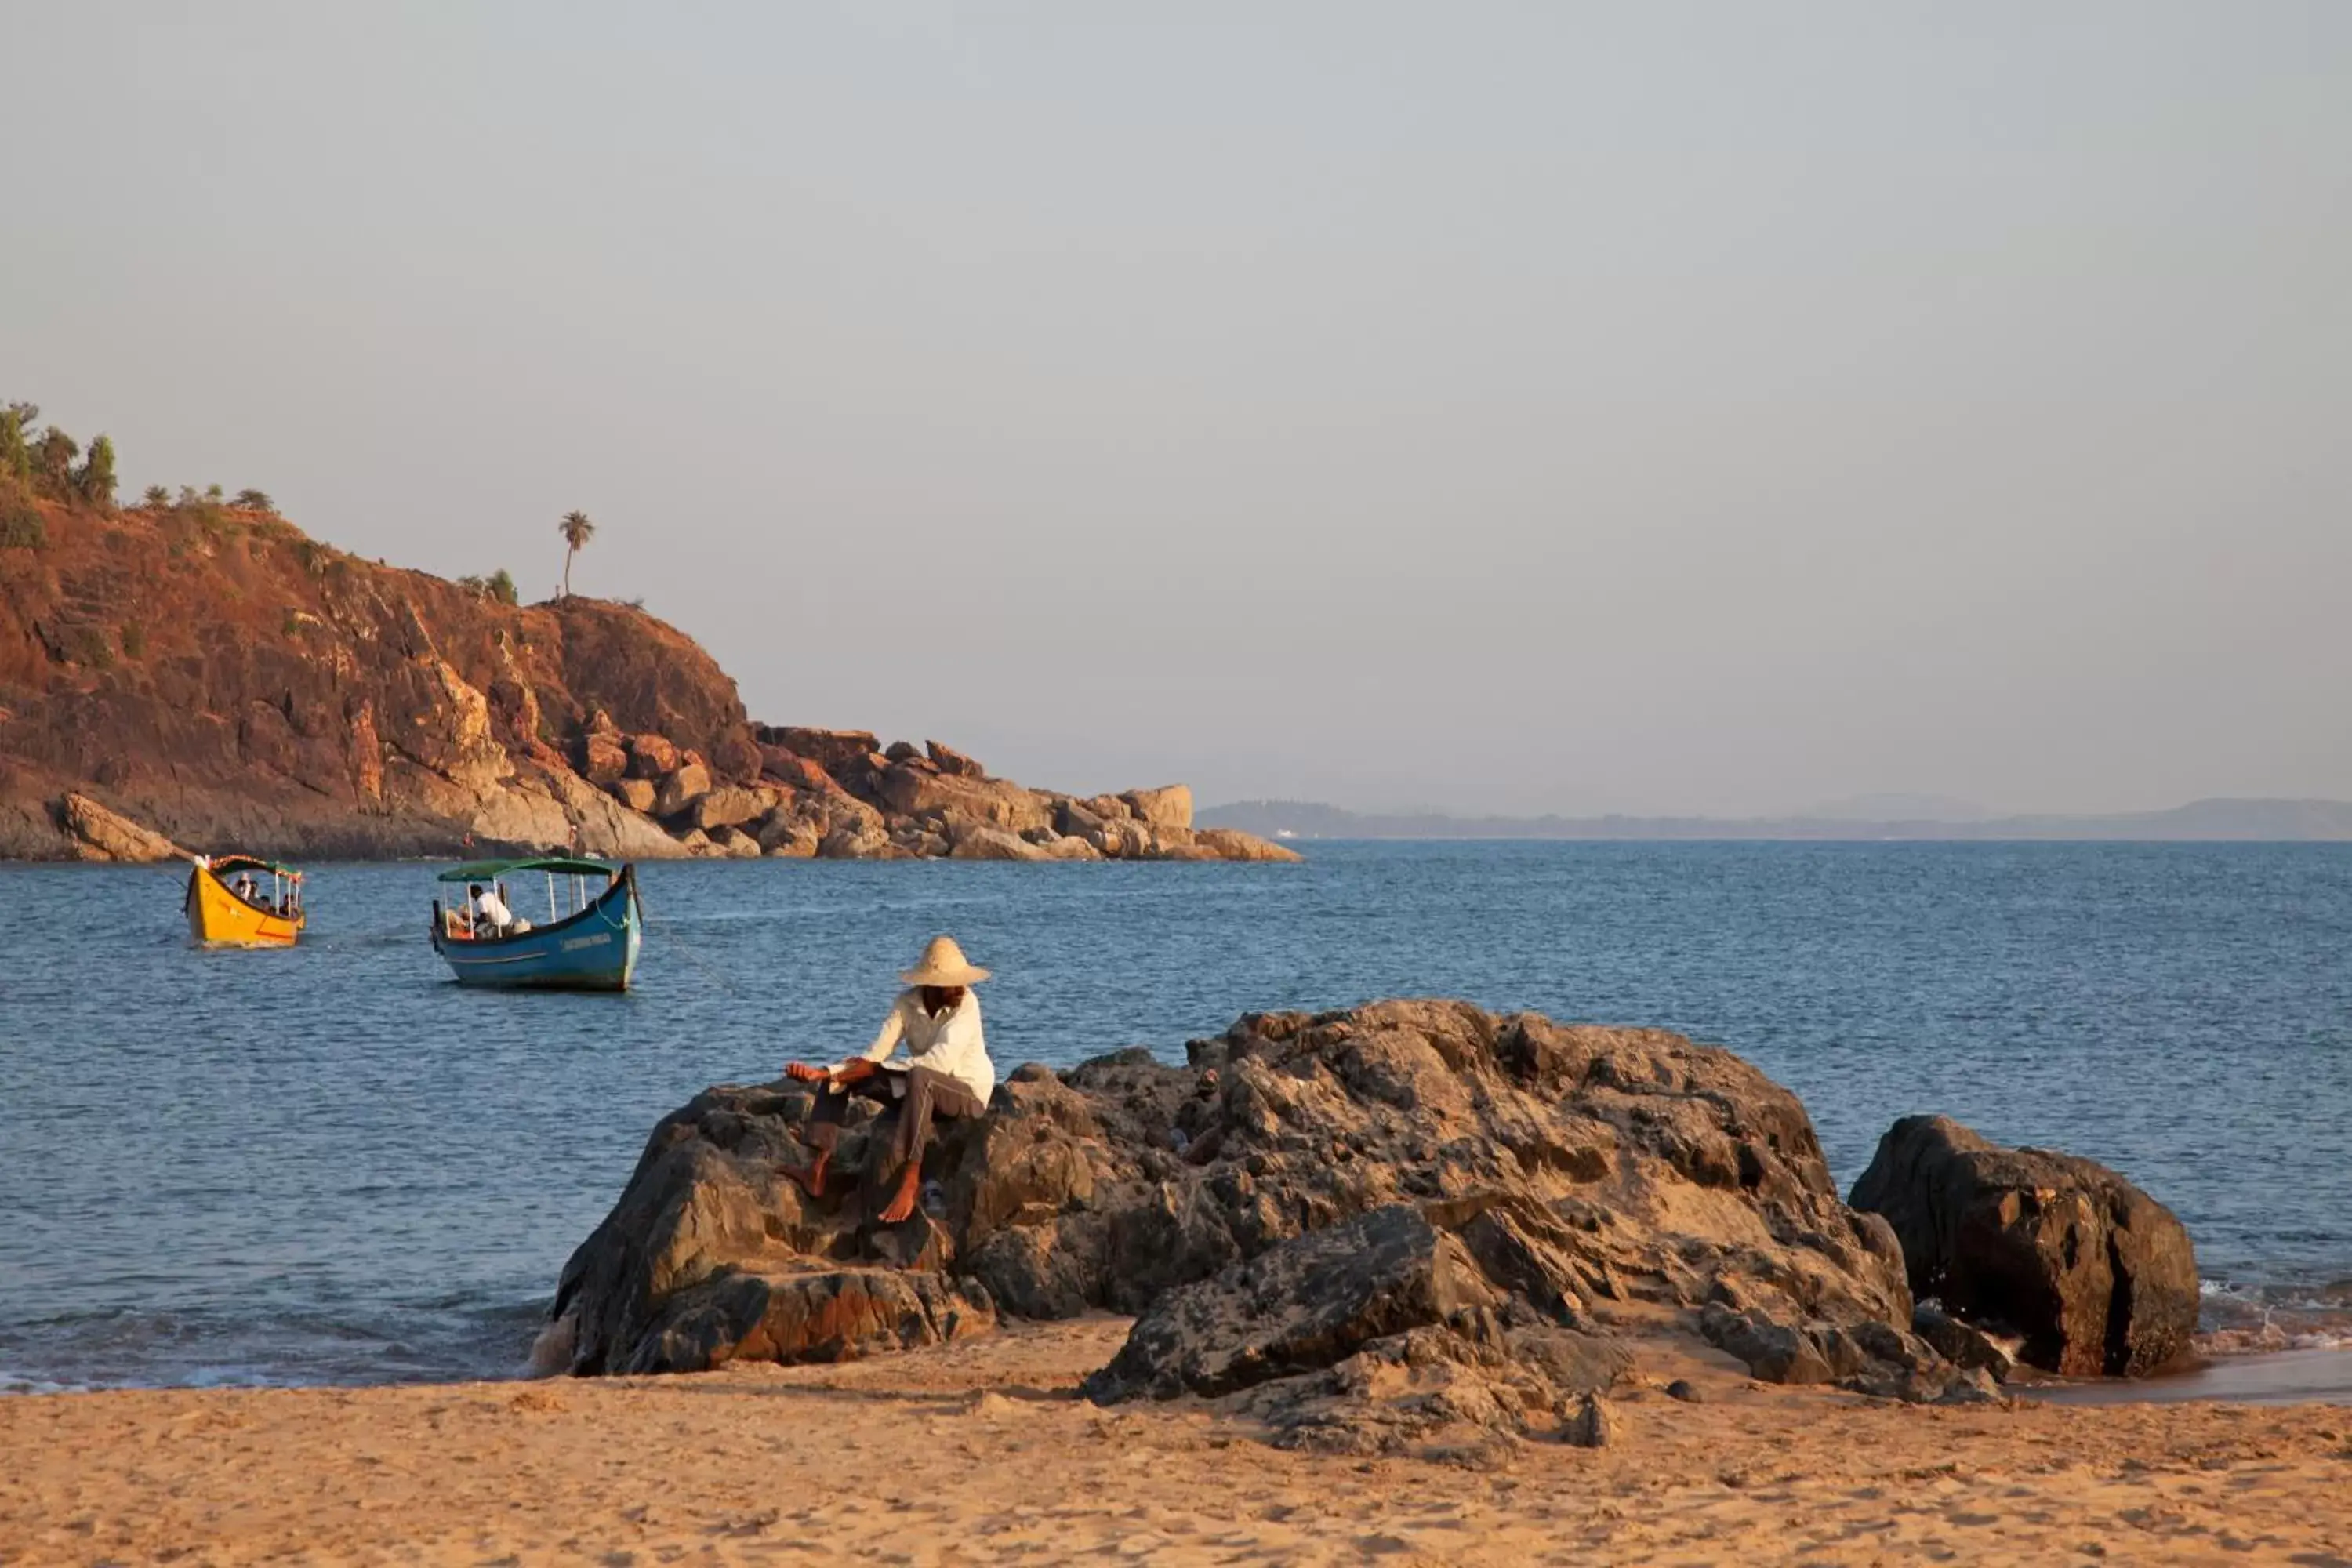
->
xmin=5 ymin=1320 xmax=2350 ymax=1566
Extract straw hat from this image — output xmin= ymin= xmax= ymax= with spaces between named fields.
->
xmin=902 ymin=935 xmax=990 ymax=987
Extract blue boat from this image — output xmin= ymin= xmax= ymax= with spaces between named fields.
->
xmin=428 ymin=858 xmax=642 ymax=991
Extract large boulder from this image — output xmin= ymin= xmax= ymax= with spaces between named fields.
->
xmin=943 ymin=818 xmax=1054 ymax=862
xmin=577 ymin=731 xmax=629 ymax=787
xmin=538 ymin=762 xmax=691 ymax=859
xmin=818 ymin=820 xmax=893 ymax=859
xmin=1847 ymin=1115 xmax=2198 ymax=1377
xmin=652 ymin=760 xmax=713 ymax=819
xmin=624 ymin=733 xmax=680 ymax=780
xmin=1086 ymin=1204 xmax=1502 ymax=1400
xmin=691 ymin=783 xmax=775 ymax=834
xmin=1120 ymin=784 xmax=1192 ymax=829
xmin=549 ymin=1001 xmax=1952 ymax=1434
xmin=757 ymin=747 xmax=840 ymax=796
xmin=925 ymin=739 xmax=986 ymax=779
xmin=60 ymin=793 xmax=186 ymax=862
xmin=877 ymin=764 xmax=1054 ymax=836
xmin=548 ymin=1083 xmax=994 ymax=1374
xmin=758 ymin=727 xmax=880 ymax=779
xmin=1085 ymin=1203 xmax=1643 ymax=1454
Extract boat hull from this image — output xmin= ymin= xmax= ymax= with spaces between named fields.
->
xmin=430 ymin=868 xmax=641 ymax=991
xmin=186 ymin=863 xmax=303 ymax=946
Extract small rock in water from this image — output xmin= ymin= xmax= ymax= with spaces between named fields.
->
xmin=1664 ymin=1378 xmax=1704 ymax=1404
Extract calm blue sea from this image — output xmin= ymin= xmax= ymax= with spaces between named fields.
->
xmin=2 ymin=842 xmax=2348 ymax=1390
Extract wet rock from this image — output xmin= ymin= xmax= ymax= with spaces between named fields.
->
xmin=1937 ymin=1366 xmax=2005 ymax=1405
xmin=1913 ymin=1301 xmax=2017 ymax=1382
xmin=1192 ymin=827 xmax=1302 ymax=863
xmin=1849 ymin=1116 xmax=2198 ymax=1377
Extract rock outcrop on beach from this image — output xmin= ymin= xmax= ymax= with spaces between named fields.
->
xmin=1848 ymin=1115 xmax=2199 ymax=1377
xmin=0 ymin=491 xmax=1296 ymax=865
xmin=549 ymin=1000 xmax=1997 ymax=1457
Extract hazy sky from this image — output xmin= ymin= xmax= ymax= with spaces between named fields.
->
xmin=6 ymin=2 xmax=2347 ymax=815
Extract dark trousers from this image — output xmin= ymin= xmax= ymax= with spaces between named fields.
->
xmin=804 ymin=1065 xmax=986 ymax=1174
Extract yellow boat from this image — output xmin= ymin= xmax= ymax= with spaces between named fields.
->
xmin=185 ymin=855 xmax=307 ymax=946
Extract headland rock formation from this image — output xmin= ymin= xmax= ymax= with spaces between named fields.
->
xmin=0 ymin=489 xmax=1295 ymax=865
xmin=549 ymin=1000 xmax=2197 ymax=1459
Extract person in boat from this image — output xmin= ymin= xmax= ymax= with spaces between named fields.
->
xmin=783 ymin=936 xmax=995 ymax=1225
xmin=469 ymin=881 xmax=528 ymax=938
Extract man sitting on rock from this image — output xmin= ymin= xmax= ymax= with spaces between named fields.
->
xmin=783 ymin=935 xmax=996 ymax=1224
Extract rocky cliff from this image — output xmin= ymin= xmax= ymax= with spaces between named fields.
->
xmin=0 ymin=494 xmax=1298 ymax=865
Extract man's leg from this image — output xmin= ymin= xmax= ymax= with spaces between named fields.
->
xmin=877 ymin=1067 xmax=987 ymax=1223
xmin=786 ymin=1076 xmax=891 ymax=1196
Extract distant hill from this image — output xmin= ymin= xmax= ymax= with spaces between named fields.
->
xmin=1198 ymin=797 xmax=2352 ymax=843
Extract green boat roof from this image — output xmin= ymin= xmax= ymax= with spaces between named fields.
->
xmin=208 ymin=854 xmax=301 ymax=877
xmin=437 ymin=857 xmax=621 ymax=884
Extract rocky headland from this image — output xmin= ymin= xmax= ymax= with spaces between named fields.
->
xmin=547 ymin=999 xmax=2200 ymax=1462
xmin=0 ymin=488 xmax=1295 ymax=865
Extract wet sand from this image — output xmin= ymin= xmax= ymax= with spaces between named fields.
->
xmin=2029 ymin=1346 xmax=2352 ymax=1408
xmin=5 ymin=1320 xmax=2351 ymax=1566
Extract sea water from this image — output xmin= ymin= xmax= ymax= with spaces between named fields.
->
xmin=2 ymin=841 xmax=2347 ymax=1389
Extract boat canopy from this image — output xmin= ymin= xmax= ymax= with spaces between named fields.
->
xmin=436 ymin=856 xmax=619 ymax=883
xmin=208 ymin=854 xmax=302 ymax=878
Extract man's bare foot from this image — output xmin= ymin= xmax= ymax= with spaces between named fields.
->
xmin=878 ymin=1163 xmax=922 ymax=1224
xmin=783 ymin=1151 xmax=829 ymax=1198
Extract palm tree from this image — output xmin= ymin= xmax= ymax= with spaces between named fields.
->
xmin=557 ymin=510 xmax=596 ymax=597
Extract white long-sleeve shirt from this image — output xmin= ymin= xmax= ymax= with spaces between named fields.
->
xmin=851 ymin=989 xmax=994 ymax=1103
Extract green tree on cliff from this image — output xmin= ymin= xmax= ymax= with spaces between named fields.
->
xmin=557 ymin=510 xmax=595 ymax=597
xmin=74 ymin=434 xmax=118 ymax=510
xmin=234 ymin=488 xmax=276 ymax=513
xmin=0 ymin=405 xmax=31 ymax=485
xmin=488 ymin=568 xmax=518 ymax=605
xmin=33 ymin=428 xmax=78 ymax=498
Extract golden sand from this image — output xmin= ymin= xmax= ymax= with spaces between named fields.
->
xmin=4 ymin=1319 xmax=2350 ymax=1566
